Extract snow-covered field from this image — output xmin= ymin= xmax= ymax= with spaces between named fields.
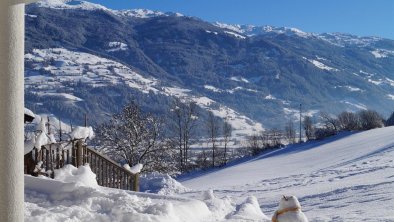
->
xmin=25 ymin=127 xmax=394 ymax=221
xmin=180 ymin=126 xmax=394 ymax=221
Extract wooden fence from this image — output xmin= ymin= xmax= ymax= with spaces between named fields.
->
xmin=24 ymin=140 xmax=139 ymax=191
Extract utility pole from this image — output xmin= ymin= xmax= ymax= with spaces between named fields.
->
xmin=59 ymin=118 xmax=62 ymax=141
xmin=299 ymin=104 xmax=302 ymax=143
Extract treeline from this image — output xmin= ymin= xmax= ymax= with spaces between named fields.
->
xmin=90 ymin=101 xmax=394 ymax=176
xmin=311 ymin=110 xmax=386 ymax=140
xmin=93 ymin=100 xmax=233 ymax=175
xmin=243 ymin=109 xmax=391 ymax=158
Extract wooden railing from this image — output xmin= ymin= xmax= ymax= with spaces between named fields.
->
xmin=24 ymin=140 xmax=139 ymax=191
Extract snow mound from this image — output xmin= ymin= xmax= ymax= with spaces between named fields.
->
xmin=203 ymin=189 xmax=216 ymax=200
xmin=25 ymin=173 xmax=211 ymax=222
xmin=201 ymin=190 xmax=236 ymax=221
xmin=228 ymin=196 xmax=270 ymax=221
xmin=140 ymin=173 xmax=191 ymax=195
xmin=54 ymin=164 xmax=98 ymax=188
xmin=156 ymin=175 xmax=190 ymax=195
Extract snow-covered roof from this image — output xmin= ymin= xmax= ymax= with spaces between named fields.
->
xmin=24 ymin=108 xmax=35 ymax=123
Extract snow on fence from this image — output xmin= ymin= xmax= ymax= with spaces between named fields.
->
xmin=24 ymin=140 xmax=139 ymax=191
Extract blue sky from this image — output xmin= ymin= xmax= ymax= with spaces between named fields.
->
xmin=89 ymin=0 xmax=394 ymax=39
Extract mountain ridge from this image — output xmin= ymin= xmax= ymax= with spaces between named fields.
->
xmin=25 ymin=0 xmax=394 ymax=132
xmin=33 ymin=0 xmax=393 ymax=41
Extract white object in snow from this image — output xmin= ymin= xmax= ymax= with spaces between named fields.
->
xmin=70 ymin=126 xmax=94 ymax=140
xmin=272 ymin=195 xmax=308 ymax=222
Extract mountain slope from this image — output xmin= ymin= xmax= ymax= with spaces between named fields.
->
xmin=180 ymin=126 xmax=394 ymax=221
xmin=25 ymin=0 xmax=394 ymax=130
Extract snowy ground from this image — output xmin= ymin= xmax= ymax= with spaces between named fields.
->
xmin=25 ymin=127 xmax=394 ymax=221
xmin=180 ymin=127 xmax=394 ymax=221
xmin=25 ymin=166 xmax=268 ymax=222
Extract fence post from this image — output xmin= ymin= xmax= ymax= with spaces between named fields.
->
xmin=76 ymin=140 xmax=84 ymax=167
xmin=133 ymin=173 xmax=139 ymax=192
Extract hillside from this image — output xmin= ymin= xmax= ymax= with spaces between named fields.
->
xmin=180 ymin=126 xmax=394 ymax=221
xmin=25 ymin=0 xmax=394 ymax=131
xmin=25 ymin=127 xmax=394 ymax=221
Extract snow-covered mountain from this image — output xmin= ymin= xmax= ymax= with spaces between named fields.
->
xmin=214 ymin=22 xmax=313 ymax=38
xmin=35 ymin=0 xmax=107 ymax=11
xmin=25 ymin=0 xmax=394 ymax=131
xmin=25 ymin=48 xmax=263 ymax=136
xmin=34 ymin=0 xmax=183 ymax=18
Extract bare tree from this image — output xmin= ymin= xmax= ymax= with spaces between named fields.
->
xmin=207 ymin=111 xmax=220 ymax=167
xmin=195 ymin=150 xmax=210 ymax=169
xmin=222 ymin=119 xmax=232 ymax=165
xmin=169 ymin=99 xmax=198 ymax=172
xmin=259 ymin=131 xmax=271 ymax=148
xmin=303 ymin=116 xmax=314 ymax=141
xmin=357 ymin=110 xmax=384 ymax=130
xmin=320 ymin=112 xmax=339 ymax=132
xmin=247 ymin=134 xmax=262 ymax=155
xmin=337 ymin=111 xmax=360 ymax=131
xmin=284 ymin=120 xmax=296 ymax=144
xmin=95 ymin=103 xmax=171 ymax=173
xmin=269 ymin=128 xmax=283 ymax=148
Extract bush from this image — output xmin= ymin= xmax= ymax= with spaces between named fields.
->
xmin=314 ymin=127 xmax=336 ymax=140
xmin=357 ymin=110 xmax=384 ymax=130
xmin=337 ymin=111 xmax=360 ymax=131
xmin=386 ymin=112 xmax=394 ymax=126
